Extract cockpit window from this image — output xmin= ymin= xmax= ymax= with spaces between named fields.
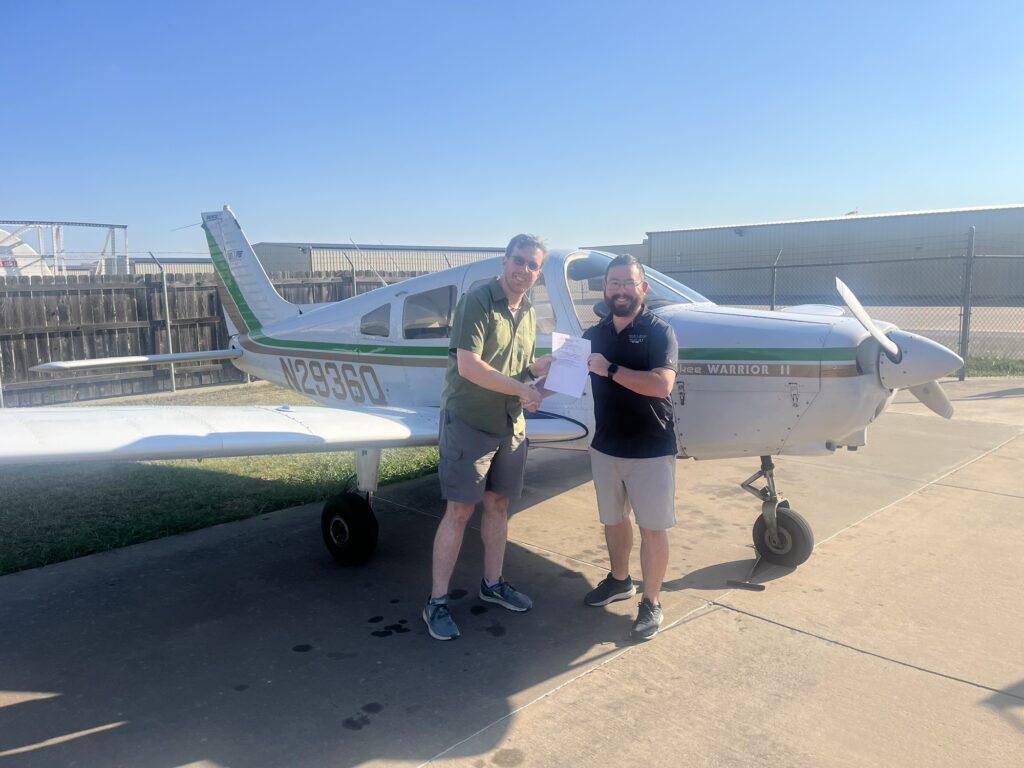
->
xmin=527 ymin=274 xmax=556 ymax=334
xmin=564 ymin=251 xmax=709 ymax=324
xmin=360 ymin=304 xmax=390 ymax=337
xmin=403 ymin=285 xmax=456 ymax=339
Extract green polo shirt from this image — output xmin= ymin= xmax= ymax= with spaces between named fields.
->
xmin=441 ymin=278 xmax=537 ymax=436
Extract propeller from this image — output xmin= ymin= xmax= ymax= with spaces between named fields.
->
xmin=908 ymin=382 xmax=954 ymax=420
xmin=835 ymin=278 xmax=900 ymax=360
xmin=835 ymin=278 xmax=962 ymax=419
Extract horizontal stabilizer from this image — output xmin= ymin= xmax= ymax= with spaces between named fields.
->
xmin=31 ymin=350 xmax=242 ymax=372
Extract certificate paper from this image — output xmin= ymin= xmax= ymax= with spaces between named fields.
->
xmin=545 ymin=332 xmax=591 ymax=398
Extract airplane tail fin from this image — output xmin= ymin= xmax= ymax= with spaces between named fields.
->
xmin=201 ymin=206 xmax=298 ymax=334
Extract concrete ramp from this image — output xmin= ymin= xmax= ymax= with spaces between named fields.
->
xmin=1 ymin=378 xmax=1021 ymax=766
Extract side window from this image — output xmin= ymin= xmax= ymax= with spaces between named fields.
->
xmin=567 ymin=273 xmax=608 ymax=326
xmin=360 ymin=304 xmax=390 ymax=337
xmin=527 ymin=274 xmax=556 ymax=334
xmin=403 ymin=285 xmax=456 ymax=339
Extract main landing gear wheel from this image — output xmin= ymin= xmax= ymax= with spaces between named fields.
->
xmin=752 ymin=505 xmax=814 ymax=567
xmin=321 ymin=492 xmax=379 ymax=565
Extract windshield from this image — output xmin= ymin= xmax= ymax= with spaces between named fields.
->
xmin=564 ymin=250 xmax=710 ymax=325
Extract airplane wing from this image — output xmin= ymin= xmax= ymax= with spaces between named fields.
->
xmin=0 ymin=406 xmax=587 ymax=466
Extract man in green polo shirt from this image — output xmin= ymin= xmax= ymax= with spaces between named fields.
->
xmin=423 ymin=234 xmax=553 ymax=641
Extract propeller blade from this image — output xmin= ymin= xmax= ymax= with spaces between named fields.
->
xmin=908 ymin=381 xmax=955 ymax=419
xmin=835 ymin=278 xmax=901 ymax=360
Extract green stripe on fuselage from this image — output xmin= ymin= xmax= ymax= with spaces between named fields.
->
xmin=680 ymin=347 xmax=856 ymax=361
xmin=548 ymin=347 xmax=854 ymax=362
xmin=239 ymin=333 xmax=856 ymax=364
xmin=247 ymin=331 xmax=448 ymax=356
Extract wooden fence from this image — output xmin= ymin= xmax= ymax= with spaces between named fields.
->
xmin=0 ymin=270 xmax=419 ymax=407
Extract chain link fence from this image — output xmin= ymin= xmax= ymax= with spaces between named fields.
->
xmin=658 ymin=230 xmax=1024 ymax=377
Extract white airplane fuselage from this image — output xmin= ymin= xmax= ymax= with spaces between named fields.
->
xmin=219 ymin=248 xmax=953 ymax=462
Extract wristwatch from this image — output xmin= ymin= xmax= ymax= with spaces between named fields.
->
xmin=607 ymin=363 xmax=619 ymax=380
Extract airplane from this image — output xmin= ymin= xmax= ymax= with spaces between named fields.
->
xmin=0 ymin=206 xmax=964 ymax=574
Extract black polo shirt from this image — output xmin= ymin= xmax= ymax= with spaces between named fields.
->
xmin=583 ymin=306 xmax=678 ymax=459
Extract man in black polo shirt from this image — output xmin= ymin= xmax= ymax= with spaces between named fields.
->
xmin=582 ymin=254 xmax=678 ymax=641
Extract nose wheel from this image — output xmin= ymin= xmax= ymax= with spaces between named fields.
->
xmin=751 ymin=503 xmax=814 ymax=567
xmin=728 ymin=456 xmax=814 ymax=590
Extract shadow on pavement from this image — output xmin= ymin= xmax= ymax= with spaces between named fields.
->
xmin=663 ymin=559 xmax=794 ymax=592
xmin=962 ymin=387 xmax=1024 ymax=400
xmin=0 ymin=462 xmax=629 ymax=767
xmin=982 ymin=679 xmax=1024 ymax=735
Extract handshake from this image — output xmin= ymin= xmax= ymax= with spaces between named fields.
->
xmin=518 ymin=353 xmax=553 ymax=412
xmin=519 ymin=382 xmax=542 ymax=412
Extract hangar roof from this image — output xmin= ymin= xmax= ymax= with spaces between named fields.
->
xmin=647 ymin=204 xmax=1024 ymax=236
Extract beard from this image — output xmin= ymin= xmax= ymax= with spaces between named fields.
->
xmin=606 ymin=292 xmax=639 ymax=317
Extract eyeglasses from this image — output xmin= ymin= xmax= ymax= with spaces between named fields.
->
xmin=606 ymin=280 xmax=640 ymax=291
xmin=511 ymin=254 xmax=542 ymax=272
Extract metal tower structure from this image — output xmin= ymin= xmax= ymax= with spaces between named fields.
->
xmin=0 ymin=220 xmax=129 ymax=275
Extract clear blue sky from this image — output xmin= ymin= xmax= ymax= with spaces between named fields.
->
xmin=4 ymin=1 xmax=1023 ymax=256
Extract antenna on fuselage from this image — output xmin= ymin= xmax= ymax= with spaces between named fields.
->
xmin=349 ymin=238 xmax=389 ymax=289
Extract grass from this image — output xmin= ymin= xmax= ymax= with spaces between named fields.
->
xmin=0 ymin=382 xmax=439 ymax=576
xmin=964 ymin=356 xmax=1024 ymax=377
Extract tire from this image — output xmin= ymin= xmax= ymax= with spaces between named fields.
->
xmin=321 ymin=492 xmax=379 ymax=565
xmin=752 ymin=506 xmax=814 ymax=567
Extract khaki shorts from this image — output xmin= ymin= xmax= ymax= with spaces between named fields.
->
xmin=589 ymin=448 xmax=677 ymax=530
xmin=438 ymin=409 xmax=528 ymax=504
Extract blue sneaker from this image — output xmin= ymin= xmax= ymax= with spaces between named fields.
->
xmin=422 ymin=596 xmax=460 ymax=640
xmin=479 ymin=578 xmax=532 ymax=612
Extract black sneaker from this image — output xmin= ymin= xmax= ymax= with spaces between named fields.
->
xmin=584 ymin=572 xmax=636 ymax=607
xmin=630 ymin=597 xmax=663 ymax=641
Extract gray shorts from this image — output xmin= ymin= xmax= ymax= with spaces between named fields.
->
xmin=589 ymin=448 xmax=677 ymax=530
xmin=438 ymin=409 xmax=528 ymax=504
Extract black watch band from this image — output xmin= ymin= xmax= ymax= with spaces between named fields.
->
xmin=607 ymin=363 xmax=619 ymax=380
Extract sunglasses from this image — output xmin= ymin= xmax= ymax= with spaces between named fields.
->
xmin=510 ymin=254 xmax=542 ymax=272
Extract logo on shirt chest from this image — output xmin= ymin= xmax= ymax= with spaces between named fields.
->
xmin=627 ymin=333 xmax=647 ymax=344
